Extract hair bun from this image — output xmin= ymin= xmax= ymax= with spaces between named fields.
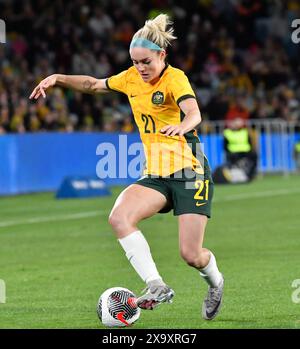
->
xmin=132 ymin=13 xmax=177 ymax=50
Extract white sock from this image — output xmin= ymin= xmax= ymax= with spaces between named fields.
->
xmin=199 ymin=252 xmax=223 ymax=288
xmin=118 ymin=230 xmax=162 ymax=284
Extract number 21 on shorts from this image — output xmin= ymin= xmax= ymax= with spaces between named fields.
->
xmin=194 ymin=179 xmax=209 ymax=206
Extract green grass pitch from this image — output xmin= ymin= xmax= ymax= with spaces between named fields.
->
xmin=0 ymin=175 xmax=300 ymax=329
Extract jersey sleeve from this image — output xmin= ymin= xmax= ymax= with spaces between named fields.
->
xmin=105 ymin=70 xmax=129 ymax=95
xmin=169 ymin=70 xmax=196 ymax=105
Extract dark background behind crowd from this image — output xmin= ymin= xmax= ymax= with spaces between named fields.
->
xmin=0 ymin=0 xmax=300 ymax=134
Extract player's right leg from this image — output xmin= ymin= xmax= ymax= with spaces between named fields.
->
xmin=178 ymin=214 xmax=224 ymax=320
xmin=108 ymin=184 xmax=174 ymax=309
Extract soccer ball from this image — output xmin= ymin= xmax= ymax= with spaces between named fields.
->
xmin=97 ymin=287 xmax=141 ymax=327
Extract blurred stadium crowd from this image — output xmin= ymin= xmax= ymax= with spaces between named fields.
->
xmin=0 ymin=0 xmax=300 ymax=134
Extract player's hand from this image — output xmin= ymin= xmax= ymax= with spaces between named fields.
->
xmin=160 ymin=124 xmax=185 ymax=136
xmin=29 ymin=74 xmax=57 ymax=100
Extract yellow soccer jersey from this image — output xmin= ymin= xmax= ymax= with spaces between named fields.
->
xmin=106 ymin=64 xmax=204 ymax=177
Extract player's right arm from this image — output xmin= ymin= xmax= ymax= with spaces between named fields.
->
xmin=29 ymin=74 xmax=108 ymax=100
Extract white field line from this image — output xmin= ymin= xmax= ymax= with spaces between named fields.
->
xmin=0 ymin=187 xmax=299 ymax=229
xmin=0 ymin=210 xmax=108 ymax=228
xmin=213 ymin=187 xmax=300 ymax=202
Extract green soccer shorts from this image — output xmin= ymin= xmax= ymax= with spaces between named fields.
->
xmin=135 ymin=161 xmax=214 ymax=218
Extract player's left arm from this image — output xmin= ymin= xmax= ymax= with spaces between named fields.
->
xmin=160 ymin=98 xmax=201 ymax=136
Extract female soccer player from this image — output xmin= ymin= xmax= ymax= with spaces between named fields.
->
xmin=30 ymin=14 xmax=224 ymax=320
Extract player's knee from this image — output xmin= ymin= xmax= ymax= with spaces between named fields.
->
xmin=180 ymin=248 xmax=198 ymax=267
xmin=180 ymin=248 xmax=208 ymax=268
xmin=108 ymin=210 xmax=127 ymax=233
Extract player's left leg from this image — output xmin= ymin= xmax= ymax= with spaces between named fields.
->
xmin=109 ymin=183 xmax=174 ymax=309
xmin=178 ymin=213 xmax=224 ymax=320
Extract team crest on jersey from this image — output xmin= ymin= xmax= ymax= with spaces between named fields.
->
xmin=152 ymin=91 xmax=164 ymax=105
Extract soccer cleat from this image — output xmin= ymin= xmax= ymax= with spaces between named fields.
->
xmin=137 ymin=279 xmax=175 ymax=310
xmin=202 ymin=275 xmax=224 ymax=320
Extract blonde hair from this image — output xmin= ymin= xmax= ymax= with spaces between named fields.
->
xmin=132 ymin=14 xmax=177 ymax=50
